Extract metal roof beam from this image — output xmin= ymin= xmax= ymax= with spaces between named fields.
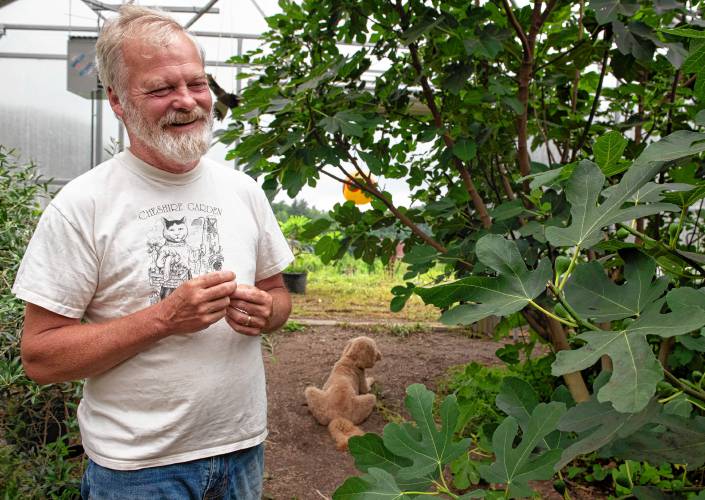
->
xmin=0 ymin=24 xmax=379 ymax=48
xmin=184 ymin=0 xmax=219 ymax=29
xmin=0 ymin=24 xmax=260 ymax=40
xmin=0 ymin=52 xmax=244 ymax=67
xmin=81 ymin=0 xmax=219 ymax=13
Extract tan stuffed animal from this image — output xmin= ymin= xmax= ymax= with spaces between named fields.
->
xmin=304 ymin=336 xmax=382 ymax=450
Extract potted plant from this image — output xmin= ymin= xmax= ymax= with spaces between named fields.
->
xmin=279 ymin=215 xmax=314 ymax=294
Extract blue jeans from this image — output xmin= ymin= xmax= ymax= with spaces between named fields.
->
xmin=81 ymin=445 xmax=264 ymax=500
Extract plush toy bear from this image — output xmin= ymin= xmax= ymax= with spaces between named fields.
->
xmin=304 ymin=336 xmax=382 ymax=450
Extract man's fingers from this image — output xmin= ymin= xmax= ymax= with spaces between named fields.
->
xmin=204 ymin=309 xmax=228 ymax=325
xmin=195 ymin=271 xmax=235 ymax=289
xmin=201 ymin=280 xmax=237 ymax=301
xmin=225 ymin=316 xmax=260 ymax=336
xmin=230 ymin=284 xmax=267 ymax=304
xmin=204 ymin=296 xmax=230 ymax=314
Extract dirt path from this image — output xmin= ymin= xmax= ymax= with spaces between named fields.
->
xmin=261 ymin=322 xmax=507 ymax=499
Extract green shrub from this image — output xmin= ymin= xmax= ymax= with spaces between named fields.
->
xmin=0 ymin=146 xmax=84 ymax=499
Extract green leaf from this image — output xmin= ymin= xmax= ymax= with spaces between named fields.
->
xmin=661 ymin=27 xmax=705 ymax=39
xmin=683 ymin=41 xmax=705 ymax=74
xmin=403 ymin=244 xmax=438 ymax=265
xmin=319 ymin=111 xmax=367 ymax=138
xmin=300 ymin=218 xmax=332 ymax=240
xmin=590 ymin=0 xmax=639 ymax=25
xmin=349 ymin=434 xmax=412 ymax=472
xmin=555 ymin=398 xmax=661 ymax=469
xmin=590 ymin=0 xmax=620 ymax=25
xmin=696 ymin=72 xmax=705 ymax=102
xmin=654 ymin=0 xmax=684 ymax=14
xmin=479 ymin=403 xmax=566 ymax=498
xmin=663 ymin=286 xmax=705 ymax=311
xmin=636 ymin=130 xmax=705 ymax=164
xmin=452 ymin=138 xmax=477 ymax=162
xmin=390 ymin=295 xmax=409 ymax=313
xmin=416 ymin=235 xmax=552 ymax=326
xmin=501 ymin=96 xmax=524 ymax=115
xmin=545 ymin=160 xmax=678 ymax=248
xmin=464 ymin=37 xmax=502 ymax=59
xmin=661 ymin=182 xmax=705 ymax=208
xmin=495 ymin=377 xmax=539 ymax=430
xmin=442 ymin=64 xmax=473 ymax=94
xmin=593 ymin=131 xmax=628 ymax=174
xmin=611 ymin=413 xmax=705 ymax=468
xmin=400 ymin=13 xmax=444 ymax=44
xmin=601 ymin=181 xmax=694 ymax=203
xmin=613 ymin=21 xmax=654 ymax=60
xmin=678 ymin=333 xmax=705 ymax=352
xmin=295 ymin=59 xmax=344 ymax=92
xmin=496 ymin=377 xmax=571 ymax=451
xmin=489 ymin=200 xmax=526 ymax=222
xmin=450 ymin=455 xmax=481 ymax=490
xmin=382 ymin=384 xmax=471 ymax=481
xmin=552 ymin=289 xmax=705 ymax=413
xmin=347 ymin=434 xmax=432 ymax=491
xmin=695 ymin=109 xmax=705 ymax=126
xmin=564 ymin=251 xmax=668 ymax=321
xmin=314 ymin=235 xmax=341 ymax=264
xmin=333 ymin=467 xmax=407 ymax=499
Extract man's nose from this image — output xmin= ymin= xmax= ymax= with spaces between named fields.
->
xmin=171 ymin=85 xmax=197 ymax=111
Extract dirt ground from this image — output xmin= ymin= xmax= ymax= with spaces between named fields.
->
xmin=261 ymin=322 xmax=514 ymax=499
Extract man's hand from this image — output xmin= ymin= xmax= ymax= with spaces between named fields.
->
xmin=226 ymin=284 xmax=274 ymax=336
xmin=157 ymin=271 xmax=237 ymax=334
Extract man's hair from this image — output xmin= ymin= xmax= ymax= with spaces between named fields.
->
xmin=95 ymin=4 xmax=206 ymax=99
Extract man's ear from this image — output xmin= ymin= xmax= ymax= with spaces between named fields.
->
xmin=107 ymin=87 xmax=125 ymax=121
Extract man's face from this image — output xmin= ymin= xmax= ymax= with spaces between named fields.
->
xmin=113 ymin=32 xmax=214 ymax=167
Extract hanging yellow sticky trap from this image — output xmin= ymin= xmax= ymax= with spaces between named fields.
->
xmin=343 ymin=175 xmax=374 ymax=205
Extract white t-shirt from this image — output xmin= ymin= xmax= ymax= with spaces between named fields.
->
xmin=13 ymin=150 xmax=293 ymax=470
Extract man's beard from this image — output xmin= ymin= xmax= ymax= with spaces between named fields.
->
xmin=123 ymin=101 xmax=213 ymax=164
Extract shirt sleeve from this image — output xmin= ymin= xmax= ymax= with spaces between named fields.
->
xmin=253 ymin=190 xmax=294 ymax=282
xmin=12 ymin=203 xmax=99 ymax=319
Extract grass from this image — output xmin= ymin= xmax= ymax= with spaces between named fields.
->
xmin=289 ymin=262 xmax=441 ymax=323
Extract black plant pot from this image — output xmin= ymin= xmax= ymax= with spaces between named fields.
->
xmin=283 ymin=271 xmax=308 ymax=294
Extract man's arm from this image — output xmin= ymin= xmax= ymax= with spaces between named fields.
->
xmin=226 ymin=273 xmax=292 ymax=335
xmin=21 ymin=271 xmax=237 ymax=385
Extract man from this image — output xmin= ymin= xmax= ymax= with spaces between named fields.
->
xmin=13 ymin=5 xmax=293 ymax=499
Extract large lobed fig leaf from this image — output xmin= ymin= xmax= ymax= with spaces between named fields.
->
xmin=347 ymin=434 xmax=431 ymax=491
xmin=496 ymin=377 xmax=570 ymax=451
xmin=384 ymin=384 xmax=471 ymax=480
xmin=564 ymin=250 xmax=669 ymax=322
xmin=552 ymin=288 xmax=705 ymax=413
xmin=334 ymin=384 xmax=471 ymax=498
xmin=547 ymin=131 xmax=705 ymax=249
xmin=609 ymin=413 xmax=705 ymax=469
xmin=545 ymin=160 xmax=677 ymax=248
xmin=555 ymin=397 xmax=661 ymax=469
xmin=479 ymin=402 xmax=566 ymax=498
xmin=415 ymin=235 xmax=551 ymax=325
xmin=332 ymin=468 xmax=416 ymax=499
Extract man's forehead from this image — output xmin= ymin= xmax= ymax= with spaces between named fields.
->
xmin=121 ymin=32 xmax=202 ymax=68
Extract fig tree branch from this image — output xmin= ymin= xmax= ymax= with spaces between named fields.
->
xmin=572 ymin=29 xmax=612 ymax=161
xmin=392 ymin=0 xmax=492 ymax=229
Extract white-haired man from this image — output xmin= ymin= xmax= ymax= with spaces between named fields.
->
xmin=13 ymin=6 xmax=293 ymax=498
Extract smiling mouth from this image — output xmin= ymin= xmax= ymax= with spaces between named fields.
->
xmin=170 ymin=119 xmax=199 ymax=127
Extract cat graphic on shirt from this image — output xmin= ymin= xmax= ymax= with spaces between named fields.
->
xmin=154 ymin=217 xmax=198 ymax=300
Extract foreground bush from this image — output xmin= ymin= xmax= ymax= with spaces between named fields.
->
xmin=0 ymin=146 xmax=83 ymax=499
